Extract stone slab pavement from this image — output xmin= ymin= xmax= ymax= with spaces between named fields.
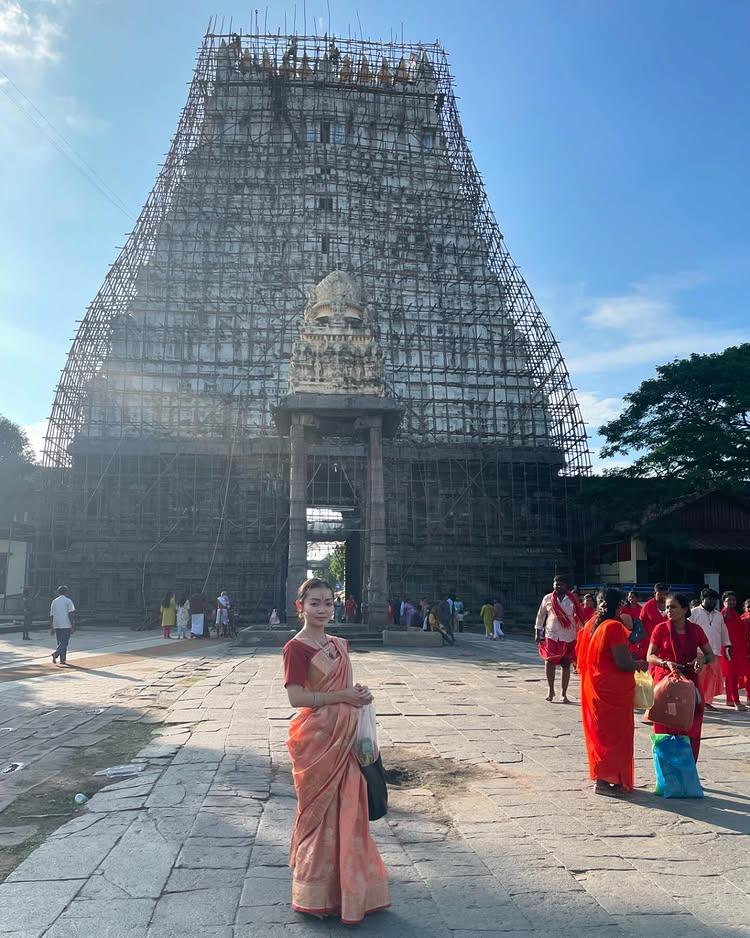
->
xmin=2 ymin=632 xmax=750 ymax=936
xmin=0 ymin=629 xmax=202 ymax=672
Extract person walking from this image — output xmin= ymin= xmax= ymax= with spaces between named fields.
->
xmin=480 ymin=600 xmax=494 ymax=639
xmin=175 ymin=593 xmax=190 ymax=639
xmin=647 ymin=593 xmax=715 ymax=762
xmin=282 ymin=577 xmax=389 ymax=924
xmin=269 ymin=607 xmax=280 ymax=625
xmin=721 ymin=591 xmax=748 ymax=711
xmin=492 ymin=599 xmax=505 ymax=640
xmin=534 ymin=575 xmax=587 ymax=703
xmin=690 ymin=588 xmax=730 ymax=710
xmin=189 ymin=589 xmax=208 ymax=638
xmin=21 ymin=587 xmax=33 ymax=641
xmin=578 ymin=588 xmax=648 ymax=797
xmin=49 ymin=585 xmax=76 ymax=666
xmin=344 ymin=595 xmax=358 ymax=623
xmin=160 ymin=591 xmax=176 ymax=639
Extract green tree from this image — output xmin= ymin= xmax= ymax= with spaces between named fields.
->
xmin=599 ymin=344 xmax=750 ymax=488
xmin=324 ymin=544 xmax=346 ymax=585
xmin=0 ymin=416 xmax=34 ymax=465
xmin=0 ymin=416 xmax=36 ymax=519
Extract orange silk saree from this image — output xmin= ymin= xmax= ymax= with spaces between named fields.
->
xmin=580 ymin=619 xmax=636 ymax=791
xmin=286 ymin=636 xmax=390 ymax=925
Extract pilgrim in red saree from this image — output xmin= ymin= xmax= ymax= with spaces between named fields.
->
xmin=721 ymin=606 xmax=749 ymax=705
xmin=649 ymin=621 xmax=708 ymax=761
xmin=579 ymin=618 xmax=636 ymax=791
xmin=283 ymin=635 xmax=390 ymax=925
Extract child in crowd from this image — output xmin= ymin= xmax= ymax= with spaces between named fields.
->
xmin=160 ymin=592 xmax=176 ymax=639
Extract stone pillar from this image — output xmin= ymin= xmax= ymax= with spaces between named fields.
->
xmin=366 ymin=417 xmax=387 ymax=626
xmin=286 ymin=417 xmax=307 ymax=622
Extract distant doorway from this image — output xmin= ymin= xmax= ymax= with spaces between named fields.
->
xmin=305 ymin=507 xmax=362 ymax=618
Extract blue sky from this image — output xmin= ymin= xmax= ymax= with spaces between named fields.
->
xmin=1 ymin=0 xmax=748 ymax=470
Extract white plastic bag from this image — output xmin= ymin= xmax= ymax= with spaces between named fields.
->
xmin=354 ymin=702 xmax=379 ymax=766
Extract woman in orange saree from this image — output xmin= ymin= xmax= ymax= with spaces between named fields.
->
xmin=580 ymin=589 xmax=647 ymax=796
xmin=283 ymin=578 xmax=390 ymax=925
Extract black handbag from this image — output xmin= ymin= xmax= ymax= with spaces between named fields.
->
xmin=360 ymin=755 xmax=388 ymax=820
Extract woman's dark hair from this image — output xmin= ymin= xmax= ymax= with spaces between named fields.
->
xmin=593 ymin=588 xmax=624 ymax=627
xmin=722 ymin=590 xmax=736 ymax=603
xmin=296 ymin=578 xmax=334 ymax=619
xmin=161 ymin=591 xmax=174 ymax=608
xmin=178 ymin=592 xmax=189 ymax=606
xmin=654 ymin=582 xmax=668 ymax=593
xmin=666 ymin=592 xmax=690 ymax=616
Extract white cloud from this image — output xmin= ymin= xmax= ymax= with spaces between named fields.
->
xmin=567 ymin=327 xmax=745 ymax=377
xmin=589 ymin=449 xmax=634 ymax=477
xmin=60 ymin=94 xmax=110 ymax=134
xmin=0 ymin=0 xmax=66 ymax=64
xmin=584 ymin=269 xmax=707 ymax=338
xmin=561 ymin=268 xmax=746 ymax=377
xmin=576 ymin=391 xmax=624 ymax=430
xmin=586 ymin=294 xmax=671 ymax=338
xmin=21 ymin=417 xmax=47 ymax=460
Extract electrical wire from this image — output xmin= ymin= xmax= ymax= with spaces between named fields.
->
xmin=0 ymin=69 xmax=134 ymax=221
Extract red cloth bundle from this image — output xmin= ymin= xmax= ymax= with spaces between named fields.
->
xmin=645 ymin=674 xmax=696 ymax=732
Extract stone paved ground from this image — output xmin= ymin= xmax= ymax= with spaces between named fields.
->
xmin=1 ymin=633 xmax=750 ymax=936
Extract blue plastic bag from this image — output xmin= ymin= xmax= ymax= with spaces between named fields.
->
xmin=651 ymin=733 xmax=703 ymax=799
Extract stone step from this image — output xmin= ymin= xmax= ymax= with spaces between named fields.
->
xmin=235 ymin=623 xmax=385 ymax=647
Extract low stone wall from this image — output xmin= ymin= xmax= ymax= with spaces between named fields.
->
xmin=236 ymin=627 xmax=295 ymax=647
xmin=382 ymin=629 xmax=442 ymax=647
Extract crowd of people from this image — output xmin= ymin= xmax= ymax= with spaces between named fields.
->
xmin=386 ymin=595 xmax=477 ymax=646
xmin=535 ymin=575 xmax=750 ymax=796
xmin=158 ymin=589 xmax=237 ymax=639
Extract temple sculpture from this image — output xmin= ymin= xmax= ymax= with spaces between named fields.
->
xmin=289 ymin=271 xmax=385 ymax=397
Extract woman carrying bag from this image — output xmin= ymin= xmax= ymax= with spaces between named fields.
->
xmin=647 ymin=593 xmax=715 ymax=762
xmin=282 ymin=578 xmax=389 ymax=925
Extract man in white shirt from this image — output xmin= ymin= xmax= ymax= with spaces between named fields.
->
xmin=535 ymin=575 xmax=585 ymax=704
xmin=49 ymin=585 xmax=76 ymax=666
xmin=690 ymin=588 xmax=730 ymax=710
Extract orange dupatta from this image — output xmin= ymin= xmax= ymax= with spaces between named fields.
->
xmin=286 ymin=637 xmax=389 ymax=924
xmin=580 ymin=619 xmax=636 ymax=791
